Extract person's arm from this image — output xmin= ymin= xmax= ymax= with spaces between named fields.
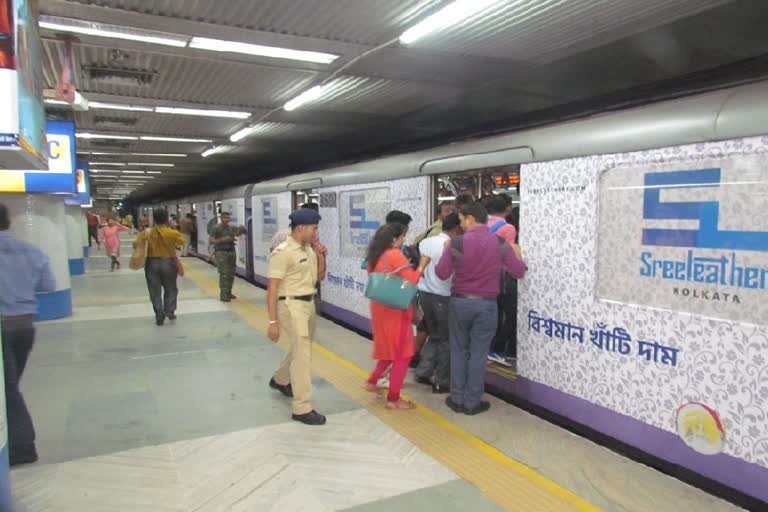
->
xmin=116 ymin=224 xmax=130 ymax=232
xmin=435 ymin=241 xmax=454 ymax=280
xmin=267 ymin=278 xmax=281 ymax=342
xmin=314 ymin=244 xmax=327 ymax=282
xmin=390 ymin=250 xmax=425 ymax=284
xmin=35 ymin=254 xmax=57 ymax=293
xmin=502 ymin=243 xmax=527 ymax=279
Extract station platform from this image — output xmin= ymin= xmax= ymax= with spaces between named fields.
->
xmin=10 ymin=241 xmax=744 ymax=511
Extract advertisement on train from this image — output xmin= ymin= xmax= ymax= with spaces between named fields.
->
xmin=197 ymin=202 xmax=216 ymax=259
xmin=251 ymin=191 xmax=291 ymax=282
xmin=518 ymin=135 xmax=768 ymax=482
xmin=319 ymin=177 xmax=429 ymax=331
xmin=597 ymin=156 xmax=768 ymax=324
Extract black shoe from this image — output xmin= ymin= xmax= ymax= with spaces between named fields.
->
xmin=409 ymin=354 xmax=422 ymax=368
xmin=228 ymin=294 xmax=237 ymax=300
xmin=432 ymin=383 xmax=449 ymax=394
xmin=415 ymin=376 xmax=432 ymax=386
xmin=156 ymin=316 xmax=164 ymax=326
xmin=167 ymin=313 xmax=176 ymax=320
xmin=269 ymin=378 xmax=293 ymax=398
xmin=445 ymin=397 xmax=464 ymax=413
xmin=220 ymin=297 xmax=231 ymax=303
xmin=464 ymin=401 xmax=491 ymax=416
xmin=292 ymin=410 xmax=326 ymax=426
xmin=9 ymin=444 xmax=38 ymax=466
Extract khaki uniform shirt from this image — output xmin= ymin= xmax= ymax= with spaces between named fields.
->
xmin=210 ymin=224 xmax=245 ymax=252
xmin=268 ymin=237 xmax=318 ymax=297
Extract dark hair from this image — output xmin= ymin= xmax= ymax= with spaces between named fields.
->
xmin=455 ymin=193 xmax=475 ymax=207
xmin=186 ymin=213 xmax=193 ymax=219
xmin=221 ymin=211 xmax=231 ymax=217
xmin=442 ymin=212 xmax=460 ymax=232
xmin=153 ymin=208 xmax=169 ymax=225
xmin=488 ymin=196 xmax=509 ymax=215
xmin=0 ymin=203 xmax=8 ymax=230
xmin=460 ymin=202 xmax=488 ymax=224
xmin=438 ymin=202 xmax=454 ymax=213
xmin=385 ymin=210 xmax=412 ymax=226
xmin=366 ymin=223 xmax=406 ymax=270
xmin=480 ymin=194 xmax=495 ymax=209
xmin=301 ymin=202 xmax=319 ymax=212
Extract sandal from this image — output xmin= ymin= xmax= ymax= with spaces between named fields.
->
xmin=385 ymin=399 xmax=416 ymax=410
xmin=364 ymin=383 xmax=381 ymax=393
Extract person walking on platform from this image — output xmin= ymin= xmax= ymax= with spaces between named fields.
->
xmin=209 ymin=212 xmax=246 ymax=302
xmin=86 ymin=210 xmax=100 ymax=250
xmin=435 ymin=202 xmax=527 ymax=415
xmin=99 ymin=216 xmax=130 ymax=271
xmin=134 ymin=209 xmax=184 ymax=326
xmin=414 ymin=213 xmax=462 ymax=394
xmin=267 ymin=208 xmax=327 ymax=426
xmin=364 ymin=223 xmax=431 ymax=410
xmin=179 ymin=214 xmax=194 ymax=257
xmin=0 ymin=202 xmax=56 ymax=466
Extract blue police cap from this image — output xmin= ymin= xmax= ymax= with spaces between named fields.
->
xmin=289 ymin=208 xmax=321 ymax=225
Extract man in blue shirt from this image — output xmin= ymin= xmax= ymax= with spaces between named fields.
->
xmin=0 ymin=202 xmax=56 ymax=466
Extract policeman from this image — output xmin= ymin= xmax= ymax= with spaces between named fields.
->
xmin=209 ymin=212 xmax=246 ymax=302
xmin=0 ymin=203 xmax=57 ymax=465
xmin=267 ymin=208 xmax=327 ymax=426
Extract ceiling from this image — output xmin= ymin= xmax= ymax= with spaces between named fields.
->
xmin=38 ymin=0 xmax=768 ymax=202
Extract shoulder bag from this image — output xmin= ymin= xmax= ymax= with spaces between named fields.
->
xmin=128 ymin=229 xmax=150 ymax=270
xmin=364 ymin=252 xmax=418 ymax=310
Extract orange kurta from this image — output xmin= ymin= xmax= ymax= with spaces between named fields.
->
xmin=367 ymin=248 xmax=422 ymax=361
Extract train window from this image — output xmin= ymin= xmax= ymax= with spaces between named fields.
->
xmin=293 ymin=189 xmax=318 ymax=209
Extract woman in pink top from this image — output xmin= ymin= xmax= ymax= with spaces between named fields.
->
xmin=99 ymin=217 xmax=130 ymax=271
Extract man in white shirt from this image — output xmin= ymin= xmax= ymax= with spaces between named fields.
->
xmin=414 ymin=213 xmax=462 ymax=393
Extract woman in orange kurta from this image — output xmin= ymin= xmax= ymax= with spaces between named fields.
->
xmin=365 ymin=223 xmax=431 ymax=409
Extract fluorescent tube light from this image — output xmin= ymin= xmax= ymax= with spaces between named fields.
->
xmin=202 ymin=146 xmax=235 ymax=157
xmin=131 ymin=152 xmax=187 ymax=157
xmin=126 ymin=163 xmax=175 ymax=167
xmin=399 ymin=0 xmax=499 ymax=45
xmin=44 ymin=99 xmax=69 ymax=105
xmin=89 ymin=101 xmax=153 ymax=112
xmin=283 ymin=85 xmax=326 ymax=112
xmin=39 ymin=16 xmax=188 ymax=47
xmin=76 ymin=133 xmax=138 ymax=140
xmin=140 ymin=136 xmax=212 ymax=143
xmin=189 ymin=36 xmax=338 ymax=64
xmin=121 ymin=170 xmax=146 ymax=174
xmin=88 ymin=162 xmax=125 ymax=166
xmin=229 ymin=126 xmax=256 ymax=142
xmin=155 ymin=106 xmax=251 ymax=119
xmin=146 ymin=171 xmax=163 ymax=174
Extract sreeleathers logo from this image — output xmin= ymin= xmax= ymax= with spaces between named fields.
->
xmin=639 ymin=168 xmax=768 ymax=293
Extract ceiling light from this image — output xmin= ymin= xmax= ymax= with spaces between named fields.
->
xmin=121 ymin=170 xmax=145 ymax=174
xmin=189 ymin=36 xmax=338 ymax=64
xmin=44 ymin=99 xmax=70 ymax=106
xmin=88 ymin=162 xmax=125 ymax=166
xmin=146 ymin=171 xmax=163 ymax=174
xmin=89 ymin=101 xmax=153 ymax=112
xmin=140 ymin=136 xmax=212 ymax=143
xmin=131 ymin=152 xmax=187 ymax=157
xmin=283 ymin=85 xmax=327 ymax=112
xmin=126 ymin=162 xmax=174 ymax=167
xmin=399 ymin=0 xmax=499 ymax=45
xmin=39 ymin=15 xmax=189 ymax=47
xmin=154 ymin=106 xmax=251 ymax=119
xmin=76 ymin=132 xmax=138 ymax=140
xmin=202 ymin=146 xmax=235 ymax=157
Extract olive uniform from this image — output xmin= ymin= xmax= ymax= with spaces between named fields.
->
xmin=210 ymin=223 xmax=245 ymax=300
xmin=269 ymin=236 xmax=319 ymax=416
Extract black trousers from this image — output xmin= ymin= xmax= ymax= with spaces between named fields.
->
xmin=415 ymin=292 xmax=451 ymax=387
xmin=88 ymin=225 xmax=99 ymax=247
xmin=1 ymin=317 xmax=36 ymax=450
xmin=145 ymin=257 xmax=178 ymax=320
xmin=492 ymin=287 xmax=518 ymax=358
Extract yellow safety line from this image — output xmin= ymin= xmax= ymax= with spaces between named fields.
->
xmin=183 ymin=265 xmax=602 ymax=512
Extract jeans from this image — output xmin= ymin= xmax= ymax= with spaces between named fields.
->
xmin=415 ymin=292 xmax=451 ymax=387
xmin=1 ymin=317 xmax=36 ymax=450
xmin=145 ymin=257 xmax=178 ymax=320
xmin=448 ymin=297 xmax=498 ymax=409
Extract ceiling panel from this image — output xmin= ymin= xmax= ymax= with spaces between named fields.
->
xmin=404 ymin=0 xmax=732 ymax=63
xmin=66 ymin=0 xmax=446 ymax=45
xmin=72 ymin=110 xmax=242 ymax=137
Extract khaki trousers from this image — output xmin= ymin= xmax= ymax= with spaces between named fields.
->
xmin=273 ymin=299 xmax=316 ymax=415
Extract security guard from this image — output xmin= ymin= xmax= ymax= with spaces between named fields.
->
xmin=267 ymin=208 xmax=327 ymax=426
xmin=209 ymin=212 xmax=246 ymax=302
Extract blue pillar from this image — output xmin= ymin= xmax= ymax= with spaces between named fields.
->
xmin=1 ymin=194 xmax=73 ymax=320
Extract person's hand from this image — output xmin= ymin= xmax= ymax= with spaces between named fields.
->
xmin=267 ymin=323 xmax=280 ymax=342
xmin=315 ymin=243 xmax=328 ymax=256
xmin=417 ymin=255 xmax=431 ymax=272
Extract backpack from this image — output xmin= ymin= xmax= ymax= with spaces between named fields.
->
xmin=450 ymin=229 xmax=517 ymax=296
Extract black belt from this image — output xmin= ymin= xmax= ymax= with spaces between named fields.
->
xmin=451 ymin=293 xmax=496 ymax=301
xmin=278 ymin=295 xmax=315 ymax=302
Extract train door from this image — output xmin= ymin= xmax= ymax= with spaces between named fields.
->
xmin=432 ymin=164 xmax=521 ymax=377
xmin=292 ymin=189 xmax=319 ymax=209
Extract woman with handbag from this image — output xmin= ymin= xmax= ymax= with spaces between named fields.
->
xmin=99 ymin=216 xmax=130 ymax=271
xmin=133 ymin=209 xmax=185 ymax=326
xmin=364 ymin=223 xmax=431 ymax=410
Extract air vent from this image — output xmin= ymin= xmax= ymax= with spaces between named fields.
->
xmin=94 ymin=116 xmax=138 ymax=129
xmin=83 ymin=65 xmax=156 ymax=87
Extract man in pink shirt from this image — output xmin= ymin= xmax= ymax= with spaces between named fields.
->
xmin=486 ymin=196 xmax=516 ymax=243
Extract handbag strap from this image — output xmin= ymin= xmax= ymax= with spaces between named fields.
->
xmin=380 ymin=250 xmax=412 ymax=276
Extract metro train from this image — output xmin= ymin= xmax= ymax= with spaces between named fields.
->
xmin=143 ymin=80 xmax=768 ymax=506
